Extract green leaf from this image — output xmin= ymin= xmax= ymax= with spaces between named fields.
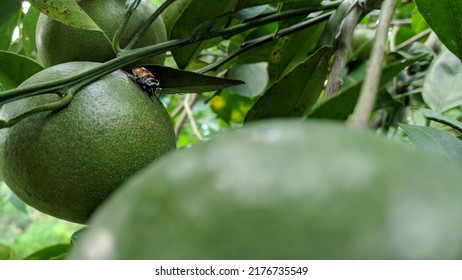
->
xmin=268 ymin=21 xmax=326 ymax=82
xmin=415 ymin=0 xmax=462 ymax=60
xmin=22 ymin=5 xmax=40 ymax=58
xmin=421 ymin=108 xmax=462 ymax=133
xmin=234 ymin=41 xmax=276 ymax=65
xmin=422 ymin=50 xmax=462 ymax=113
xmin=0 ymin=51 xmax=44 ymax=91
xmin=226 ymin=62 xmax=268 ymax=98
xmin=394 ymin=27 xmax=417 ymax=47
xmin=400 ymin=124 xmax=462 ymax=167
xmin=170 ymin=0 xmax=239 ymax=69
xmin=410 ymin=9 xmax=428 ymax=34
xmin=144 ymin=65 xmax=244 ymax=94
xmin=309 ymin=53 xmax=428 ymax=120
xmin=218 ymin=24 xmax=277 ymax=70
xmin=0 ymin=51 xmax=43 ymax=90
xmin=0 ymin=9 xmax=20 ymax=51
xmin=162 ymin=0 xmax=193 ymax=36
xmin=0 ymin=0 xmax=21 ymax=26
xmin=23 ymin=244 xmax=71 ymax=260
xmin=245 ymin=46 xmax=330 ymax=122
xmin=267 ymin=1 xmax=324 ymax=82
xmin=28 ymin=0 xmax=102 ymax=31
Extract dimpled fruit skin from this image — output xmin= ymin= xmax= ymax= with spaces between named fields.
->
xmin=36 ymin=0 xmax=167 ymax=67
xmin=1 ymin=61 xmax=176 ymax=224
xmin=70 ymin=121 xmax=462 ymax=259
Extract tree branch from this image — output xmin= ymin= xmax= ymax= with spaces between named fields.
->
xmin=348 ymin=0 xmax=399 ymax=128
xmin=323 ymin=3 xmax=365 ymax=101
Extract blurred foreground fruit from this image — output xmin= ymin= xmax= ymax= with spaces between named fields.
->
xmin=36 ymin=0 xmax=167 ymax=67
xmin=0 ymin=61 xmax=176 ymax=224
xmin=70 ymin=121 xmax=462 ymax=259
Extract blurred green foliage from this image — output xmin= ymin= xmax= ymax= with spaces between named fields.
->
xmin=0 ymin=182 xmax=82 ymax=259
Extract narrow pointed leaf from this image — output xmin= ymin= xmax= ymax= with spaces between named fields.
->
xmin=143 ymin=65 xmax=244 ymax=94
xmin=400 ymin=124 xmax=462 ymax=167
xmin=28 ymin=0 xmax=102 ymax=31
xmin=245 ymin=46 xmax=330 ymax=122
xmin=415 ymin=0 xmax=462 ymax=60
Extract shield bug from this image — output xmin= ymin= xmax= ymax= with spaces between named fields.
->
xmin=128 ymin=67 xmax=161 ymax=98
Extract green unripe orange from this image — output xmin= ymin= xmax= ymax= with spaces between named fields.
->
xmin=0 ymin=61 xmax=176 ymax=224
xmin=36 ymin=0 xmax=167 ymax=67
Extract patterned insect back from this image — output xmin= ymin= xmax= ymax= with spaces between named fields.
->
xmin=129 ymin=67 xmax=160 ymax=98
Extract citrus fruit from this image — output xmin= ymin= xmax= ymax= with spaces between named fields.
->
xmin=36 ymin=0 xmax=167 ymax=67
xmin=70 ymin=120 xmax=462 ymax=259
xmin=0 ymin=61 xmax=176 ymax=224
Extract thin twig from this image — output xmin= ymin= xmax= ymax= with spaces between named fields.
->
xmin=183 ymin=94 xmax=204 ymax=141
xmin=348 ymin=0 xmax=399 ymax=128
xmin=394 ymin=28 xmax=431 ymax=51
xmin=174 ymin=93 xmax=199 ymax=136
xmin=113 ymin=0 xmax=141 ymax=53
xmin=390 ymin=19 xmax=412 ymax=26
xmin=174 ymin=110 xmax=188 ymax=136
xmin=171 ymin=101 xmax=185 ymax=118
xmin=424 ymin=31 xmax=440 ymax=53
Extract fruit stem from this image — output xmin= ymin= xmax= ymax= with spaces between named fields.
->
xmin=0 ymin=2 xmax=341 ymax=106
xmin=0 ymin=93 xmax=73 ymax=128
xmin=125 ymin=0 xmax=176 ymax=50
xmin=113 ymin=0 xmax=142 ymax=53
